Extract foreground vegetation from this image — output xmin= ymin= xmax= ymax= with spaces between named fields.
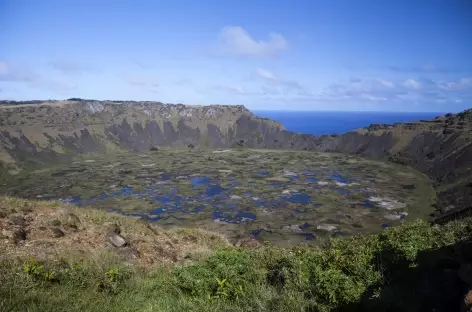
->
xmin=1 ymin=197 xmax=472 ymax=311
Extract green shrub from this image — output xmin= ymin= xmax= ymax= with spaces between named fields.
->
xmin=21 ymin=257 xmax=132 ymax=294
xmin=266 ymin=257 xmax=297 ymax=289
xmin=290 ymin=237 xmax=382 ymax=308
xmin=23 ymin=258 xmax=45 ymax=277
xmin=97 ymin=267 xmax=132 ymax=294
xmin=23 ymin=258 xmax=58 ymax=282
xmin=308 ymin=265 xmax=366 ymax=306
xmin=380 ymin=219 xmax=434 ymax=263
xmin=173 ymin=248 xmax=262 ymax=300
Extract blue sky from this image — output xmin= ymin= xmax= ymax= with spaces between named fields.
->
xmin=0 ymin=0 xmax=471 ymax=112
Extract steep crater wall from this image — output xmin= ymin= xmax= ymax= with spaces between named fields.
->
xmin=0 ymin=100 xmax=283 ymax=166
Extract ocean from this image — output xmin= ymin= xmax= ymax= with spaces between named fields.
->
xmin=253 ymin=111 xmax=444 ymax=135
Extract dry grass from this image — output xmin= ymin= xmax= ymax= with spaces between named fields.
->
xmin=0 ymin=196 xmax=229 ymax=267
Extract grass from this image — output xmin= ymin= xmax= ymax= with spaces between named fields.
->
xmin=0 ymin=196 xmax=230 ymax=266
xmin=1 ymin=196 xmax=472 ymax=311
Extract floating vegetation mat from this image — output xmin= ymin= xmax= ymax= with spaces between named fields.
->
xmin=0 ymin=149 xmax=436 ymax=246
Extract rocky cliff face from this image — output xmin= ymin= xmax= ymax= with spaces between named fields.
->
xmin=0 ymin=100 xmax=471 ymax=220
xmin=0 ymin=100 xmax=283 ymax=170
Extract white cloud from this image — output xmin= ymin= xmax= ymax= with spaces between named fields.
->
xmin=420 ymin=64 xmax=436 ymax=72
xmin=377 ymin=79 xmax=394 ymax=88
xmin=322 ymin=77 xmax=409 ymax=103
xmin=254 ymin=67 xmax=306 ymax=95
xmin=255 ymin=68 xmax=278 ymax=82
xmin=389 ymin=64 xmax=471 ymax=73
xmin=50 ymin=60 xmax=94 ymax=75
xmin=174 ymin=79 xmax=192 ymax=86
xmin=133 ymin=60 xmax=156 ymax=70
xmin=0 ymin=60 xmax=38 ymax=82
xmin=0 ymin=60 xmax=77 ymax=94
xmin=29 ymin=80 xmax=77 ymax=94
xmin=319 ymin=75 xmax=472 ymax=107
xmin=437 ymin=77 xmax=472 ymax=91
xmin=219 ymin=26 xmax=288 ymax=57
xmin=213 ymin=84 xmax=247 ymax=95
xmin=403 ymin=79 xmax=422 ymax=90
xmin=360 ymin=94 xmax=388 ymax=101
xmin=124 ymin=76 xmax=159 ymax=93
xmin=0 ymin=61 xmax=8 ymax=76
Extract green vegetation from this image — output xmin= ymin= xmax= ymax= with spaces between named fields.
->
xmin=0 ymin=149 xmax=436 ymax=246
xmin=2 ymin=217 xmax=471 ymax=311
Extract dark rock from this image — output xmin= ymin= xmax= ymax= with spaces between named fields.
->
xmin=50 ymin=228 xmax=65 ymax=238
xmin=402 ymin=184 xmax=416 ymax=190
xmin=11 ymin=228 xmax=27 ymax=243
xmin=104 ymin=222 xmax=121 ymax=234
xmin=187 ymin=143 xmax=195 ymax=149
xmin=108 ymin=232 xmax=127 ymax=247
xmin=0 ymin=210 xmax=7 ymax=218
xmin=66 ymin=213 xmax=82 ymax=230
xmin=9 ymin=214 xmax=26 ymax=226
xmin=443 ymin=128 xmax=454 ymax=135
xmin=68 ymin=224 xmax=78 ymax=231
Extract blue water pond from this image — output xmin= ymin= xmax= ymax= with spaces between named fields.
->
xmin=54 ymin=168 xmax=392 ymax=237
xmin=329 ymin=174 xmax=350 ymax=184
xmin=206 ymin=184 xmax=226 ymax=196
xmin=191 ymin=176 xmax=211 ymax=187
xmin=285 ymin=193 xmax=311 ymax=204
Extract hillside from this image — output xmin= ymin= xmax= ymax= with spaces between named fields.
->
xmin=0 ymin=99 xmax=283 ymax=172
xmin=2 ymin=196 xmax=472 ymax=312
xmin=1 ymin=100 xmax=471 ymax=220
